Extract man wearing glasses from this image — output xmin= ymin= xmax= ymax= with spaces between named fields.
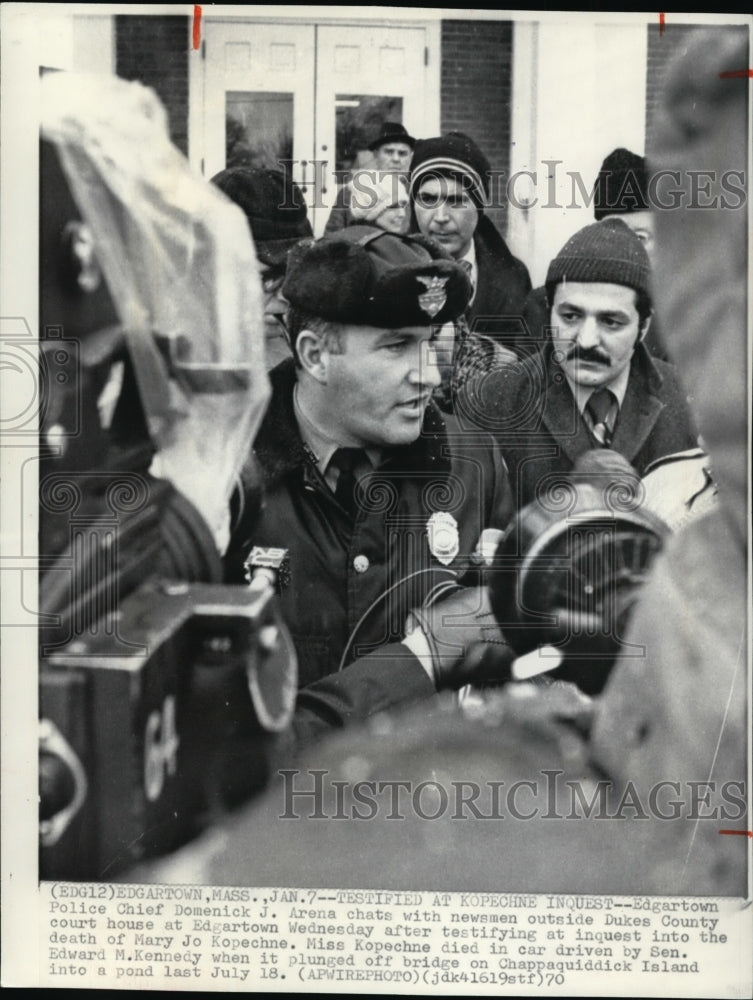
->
xmin=212 ymin=166 xmax=313 ymax=367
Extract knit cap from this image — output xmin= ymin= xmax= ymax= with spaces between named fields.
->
xmin=545 ymin=218 xmax=652 ymax=301
xmin=593 ymin=148 xmax=649 ymax=220
xmin=409 ymin=132 xmax=491 ymax=210
xmin=211 ymin=167 xmax=312 ymax=267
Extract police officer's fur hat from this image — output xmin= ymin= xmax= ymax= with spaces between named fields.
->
xmin=282 ymin=226 xmax=473 ymax=327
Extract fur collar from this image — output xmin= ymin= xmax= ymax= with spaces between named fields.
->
xmin=254 ymin=358 xmax=452 ymax=486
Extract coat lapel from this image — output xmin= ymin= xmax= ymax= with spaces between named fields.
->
xmin=467 ymin=221 xmax=518 ymax=322
xmin=539 ymin=346 xmax=666 ymax=465
xmin=540 ymin=358 xmax=593 ymax=462
xmin=611 ymin=352 xmax=666 ymax=462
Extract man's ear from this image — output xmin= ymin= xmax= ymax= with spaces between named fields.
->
xmin=296 ymin=329 xmax=329 ymax=383
xmin=639 ymin=312 xmax=653 ymax=342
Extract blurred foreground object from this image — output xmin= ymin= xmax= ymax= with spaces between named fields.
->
xmin=640 ymin=447 xmax=718 ymax=531
xmin=41 ymin=71 xmax=270 ymax=554
xmin=589 ymin=23 xmax=750 ymax=891
xmin=38 ymin=73 xmax=295 ymax=880
xmin=403 ymin=449 xmax=671 ymax=697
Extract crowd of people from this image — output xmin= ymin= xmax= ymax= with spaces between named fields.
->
xmin=101 ymin=24 xmax=747 ymax=899
xmin=207 ymin=119 xmax=717 ymax=762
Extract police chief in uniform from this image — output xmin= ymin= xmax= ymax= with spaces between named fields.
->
xmin=224 ymin=226 xmax=514 ymax=752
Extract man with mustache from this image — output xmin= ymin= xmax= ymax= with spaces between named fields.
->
xmin=522 ymin=147 xmax=668 ymax=360
xmin=457 ymin=217 xmax=699 ymax=508
xmin=224 ymin=226 xmax=514 ymax=751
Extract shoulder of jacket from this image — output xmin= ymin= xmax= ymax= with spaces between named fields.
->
xmin=475 ymin=220 xmax=531 ymax=279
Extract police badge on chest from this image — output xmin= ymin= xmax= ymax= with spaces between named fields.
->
xmin=426 ymin=510 xmax=460 ymax=566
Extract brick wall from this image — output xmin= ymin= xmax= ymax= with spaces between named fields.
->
xmin=646 ymin=22 xmax=749 ymax=150
xmin=115 ymin=15 xmax=189 ymax=156
xmin=441 ymin=20 xmax=514 ymax=236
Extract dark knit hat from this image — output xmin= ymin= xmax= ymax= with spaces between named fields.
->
xmin=409 ymin=132 xmax=491 ymax=210
xmin=545 ymin=218 xmax=652 ymax=301
xmin=367 ymin=121 xmax=416 ymax=151
xmin=211 ymin=167 xmax=313 ymax=268
xmin=282 ymin=226 xmax=472 ymax=328
xmin=593 ymin=148 xmax=650 ymax=220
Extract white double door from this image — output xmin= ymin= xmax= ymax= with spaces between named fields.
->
xmin=197 ymin=20 xmax=435 ymax=234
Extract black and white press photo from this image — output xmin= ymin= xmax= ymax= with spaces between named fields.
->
xmin=1 ymin=5 xmax=751 ymax=995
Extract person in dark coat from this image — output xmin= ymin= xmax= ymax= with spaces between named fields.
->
xmin=211 ymin=166 xmax=313 ymax=368
xmin=457 ymin=217 xmax=699 ymax=509
xmin=224 ymin=226 xmax=514 ymax=752
xmin=408 ymin=131 xmax=532 ymax=347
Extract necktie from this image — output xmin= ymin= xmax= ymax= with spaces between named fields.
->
xmin=330 ymin=448 xmax=366 ymax=518
xmin=585 ymin=387 xmax=617 ymax=447
xmin=460 ymin=258 xmax=474 ymax=293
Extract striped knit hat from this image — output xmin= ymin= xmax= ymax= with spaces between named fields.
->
xmin=408 ymin=132 xmax=490 ymax=210
xmin=545 ymin=218 xmax=652 ymax=300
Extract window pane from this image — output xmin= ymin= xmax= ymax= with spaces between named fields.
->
xmin=226 ymin=92 xmax=293 ymax=170
xmin=334 ymin=95 xmax=403 ymax=175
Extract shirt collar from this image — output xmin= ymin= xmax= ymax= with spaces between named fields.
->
xmin=564 ymin=361 xmax=631 ymax=415
xmin=293 ymin=385 xmax=381 ymax=483
xmin=254 ymin=359 xmax=454 ymax=487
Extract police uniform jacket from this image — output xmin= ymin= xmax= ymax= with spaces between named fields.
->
xmin=224 ymin=358 xmax=514 ymax=749
xmin=456 ymin=342 xmax=699 ymax=510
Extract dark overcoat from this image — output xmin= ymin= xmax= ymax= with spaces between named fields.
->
xmin=455 ymin=342 xmax=699 ymax=509
xmin=465 ymin=215 xmax=532 ymax=344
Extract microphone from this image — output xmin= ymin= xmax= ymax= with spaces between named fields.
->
xmin=243 ymin=546 xmax=290 ymax=592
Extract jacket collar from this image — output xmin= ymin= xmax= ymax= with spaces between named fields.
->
xmin=254 ymin=358 xmax=452 ymax=487
xmin=473 ymin=213 xmax=520 ymax=267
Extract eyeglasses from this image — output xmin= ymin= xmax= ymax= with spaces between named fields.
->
xmin=273 ymin=311 xmax=290 ymax=340
xmin=261 ymin=269 xmax=286 ymax=295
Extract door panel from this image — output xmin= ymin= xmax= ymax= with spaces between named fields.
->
xmin=315 ymin=25 xmax=427 ymax=231
xmin=202 ymin=22 xmax=315 ymax=194
xmin=199 ymin=21 xmax=429 ymax=234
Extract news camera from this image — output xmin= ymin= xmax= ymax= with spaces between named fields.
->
xmin=38 ymin=73 xmax=297 ymax=881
